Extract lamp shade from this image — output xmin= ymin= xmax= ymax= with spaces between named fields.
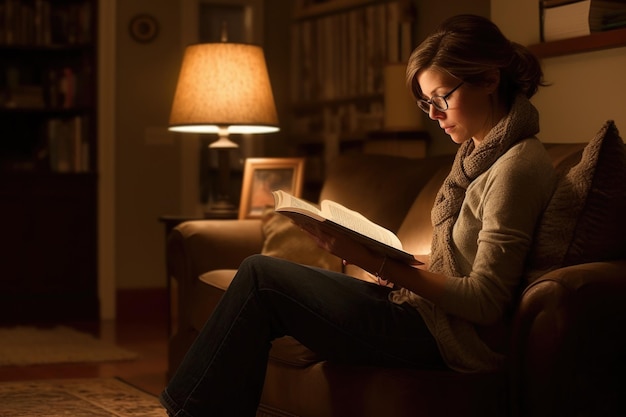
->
xmin=169 ymin=42 xmax=280 ymax=135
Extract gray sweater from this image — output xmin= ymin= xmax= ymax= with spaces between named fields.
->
xmin=390 ymin=138 xmax=556 ymax=372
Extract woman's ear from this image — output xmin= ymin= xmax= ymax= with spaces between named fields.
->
xmin=484 ymin=69 xmax=500 ymax=94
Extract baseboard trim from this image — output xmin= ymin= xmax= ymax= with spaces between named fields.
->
xmin=116 ymin=287 xmax=168 ymax=321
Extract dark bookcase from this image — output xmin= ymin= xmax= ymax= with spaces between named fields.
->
xmin=0 ymin=0 xmax=99 ymax=322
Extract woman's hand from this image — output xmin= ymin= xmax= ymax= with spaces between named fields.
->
xmin=299 ymin=222 xmax=444 ymax=299
xmin=413 ymin=254 xmax=431 ymax=270
xmin=299 ymin=222 xmax=375 ymax=266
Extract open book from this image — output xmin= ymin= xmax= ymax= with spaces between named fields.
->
xmin=272 ymin=190 xmax=421 ymax=265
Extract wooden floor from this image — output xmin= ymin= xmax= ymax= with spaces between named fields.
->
xmin=0 ymin=318 xmax=170 ymax=397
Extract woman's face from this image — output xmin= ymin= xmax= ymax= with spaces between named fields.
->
xmin=417 ymin=68 xmax=498 ymax=145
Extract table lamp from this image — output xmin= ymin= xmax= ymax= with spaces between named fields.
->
xmin=169 ymin=35 xmax=279 ymax=216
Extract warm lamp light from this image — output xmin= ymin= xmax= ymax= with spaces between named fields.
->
xmin=169 ymin=40 xmax=279 ymax=215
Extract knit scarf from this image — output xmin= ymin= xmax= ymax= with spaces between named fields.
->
xmin=429 ymin=95 xmax=540 ymax=277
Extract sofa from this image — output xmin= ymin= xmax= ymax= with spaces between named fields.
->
xmin=165 ymin=121 xmax=626 ymax=417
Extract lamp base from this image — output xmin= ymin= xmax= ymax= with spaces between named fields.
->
xmin=204 ymin=199 xmax=238 ymax=219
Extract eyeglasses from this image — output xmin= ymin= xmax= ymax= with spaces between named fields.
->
xmin=416 ymin=82 xmax=464 ymax=114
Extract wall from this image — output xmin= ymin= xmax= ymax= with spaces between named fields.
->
xmin=115 ymin=0 xmax=182 ymax=290
xmin=492 ymin=0 xmax=626 ymax=143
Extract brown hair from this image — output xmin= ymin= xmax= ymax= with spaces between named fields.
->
xmin=406 ymin=14 xmax=546 ymax=108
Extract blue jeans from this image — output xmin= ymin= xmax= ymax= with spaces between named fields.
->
xmin=160 ymin=254 xmax=444 ymax=416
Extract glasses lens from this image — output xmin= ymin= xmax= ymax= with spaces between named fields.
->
xmin=432 ymin=96 xmax=448 ymax=112
xmin=417 ymin=100 xmax=430 ymax=113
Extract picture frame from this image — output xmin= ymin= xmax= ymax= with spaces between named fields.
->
xmin=238 ymin=157 xmax=305 ymax=220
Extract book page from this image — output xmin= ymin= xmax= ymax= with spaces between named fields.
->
xmin=321 ymin=200 xmax=403 ymax=250
xmin=273 ymin=190 xmax=419 ymax=265
xmin=273 ymin=190 xmax=324 ymax=220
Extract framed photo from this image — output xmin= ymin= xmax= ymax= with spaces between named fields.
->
xmin=238 ymin=157 xmax=305 ymax=220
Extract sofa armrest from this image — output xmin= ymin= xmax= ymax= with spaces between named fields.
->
xmin=166 ymin=219 xmax=264 ymax=377
xmin=510 ymin=260 xmax=626 ymax=417
xmin=167 ymin=219 xmax=264 ymax=311
xmin=167 ymin=219 xmax=264 ymax=278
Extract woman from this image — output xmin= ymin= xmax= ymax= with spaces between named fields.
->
xmin=160 ymin=14 xmax=555 ymax=416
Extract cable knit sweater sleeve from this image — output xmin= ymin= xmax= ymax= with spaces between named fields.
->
xmin=438 ymin=139 xmax=555 ymax=325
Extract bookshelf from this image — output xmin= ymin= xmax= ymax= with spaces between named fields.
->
xmin=529 ymin=26 xmax=626 ymax=58
xmin=0 ymin=0 xmax=99 ymax=322
xmin=533 ymin=0 xmax=626 ymax=58
xmin=291 ymin=0 xmax=421 ymax=198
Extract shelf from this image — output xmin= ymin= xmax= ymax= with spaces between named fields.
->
xmin=0 ymin=43 xmax=92 ymax=52
xmin=293 ymin=93 xmax=384 ymax=112
xmin=294 ymin=0 xmax=379 ymax=19
xmin=528 ymin=27 xmax=626 ymax=58
xmin=0 ymin=107 xmax=93 ymax=115
xmin=0 ymin=171 xmax=97 ymax=179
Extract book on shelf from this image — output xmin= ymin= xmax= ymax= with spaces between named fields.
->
xmin=1 ymin=65 xmax=86 ymax=110
xmin=541 ymin=0 xmax=626 ymax=42
xmin=273 ymin=190 xmax=421 ymax=265
xmin=290 ymin=0 xmax=414 ymax=103
xmin=385 ymin=1 xmax=415 ymax=64
xmin=589 ymin=0 xmax=626 ymax=31
xmin=0 ymin=0 xmax=93 ymax=46
xmin=6 ymin=85 xmax=45 ymax=108
xmin=541 ymin=0 xmax=592 ymax=41
xmin=47 ymin=116 xmax=89 ymax=173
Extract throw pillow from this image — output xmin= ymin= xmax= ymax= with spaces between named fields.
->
xmin=526 ymin=120 xmax=626 ymax=283
xmin=260 ymin=208 xmax=342 ymax=272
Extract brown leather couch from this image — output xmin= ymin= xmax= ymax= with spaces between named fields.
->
xmin=166 ymin=142 xmax=626 ymax=417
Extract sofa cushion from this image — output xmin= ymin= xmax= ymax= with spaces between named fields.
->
xmin=269 ymin=336 xmax=323 ymax=368
xmin=562 ymin=122 xmax=626 ymax=266
xmin=260 ymin=208 xmax=342 ymax=272
xmin=527 ymin=121 xmax=626 ymax=282
xmin=192 ymin=269 xmax=238 ymax=332
xmin=320 ymin=153 xmax=455 ymax=233
xmin=198 ymin=269 xmax=236 ymax=291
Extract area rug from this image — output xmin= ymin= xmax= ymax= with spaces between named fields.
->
xmin=0 ymin=378 xmax=167 ymax=416
xmin=0 ymin=326 xmax=139 ymax=366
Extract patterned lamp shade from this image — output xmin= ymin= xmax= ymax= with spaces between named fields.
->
xmin=169 ymin=42 xmax=279 ymax=147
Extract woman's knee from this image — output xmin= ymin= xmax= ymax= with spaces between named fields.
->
xmin=237 ymin=254 xmax=287 ymax=285
xmin=237 ymin=254 xmax=311 ymax=292
xmin=239 ymin=254 xmax=282 ymax=272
